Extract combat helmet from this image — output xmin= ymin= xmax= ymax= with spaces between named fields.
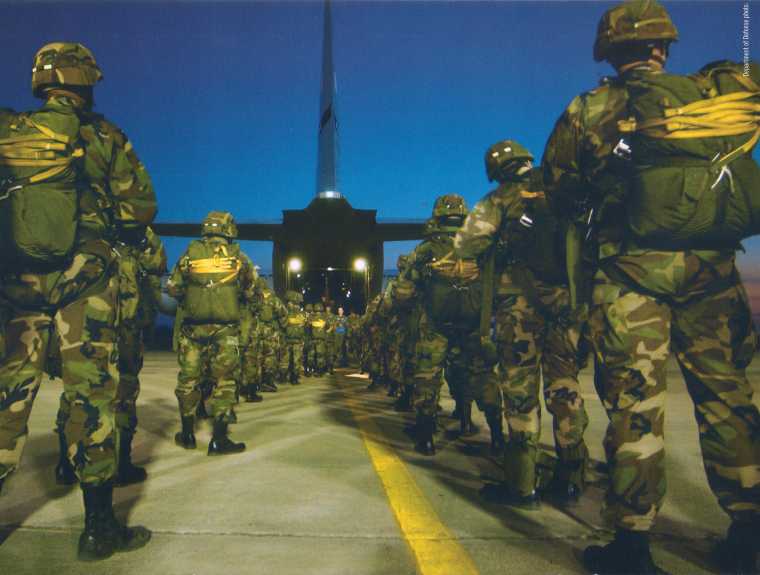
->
xmin=313 ymin=302 xmax=324 ymax=313
xmin=485 ymin=140 xmax=534 ymax=183
xmin=397 ymin=254 xmax=410 ymax=273
xmin=593 ymin=0 xmax=678 ymax=63
xmin=305 ymin=304 xmax=314 ymax=313
xmin=432 ymin=194 xmax=467 ymax=233
xmin=32 ymin=42 xmax=103 ymax=98
xmin=202 ymin=211 xmax=238 ymax=240
xmin=285 ymin=290 xmax=303 ymax=304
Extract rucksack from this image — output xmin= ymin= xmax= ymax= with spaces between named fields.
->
xmin=182 ymin=240 xmax=243 ymax=324
xmin=499 ymin=169 xmax=568 ymax=285
xmin=0 ymin=105 xmax=84 ymax=270
xmin=620 ymin=61 xmax=760 ymax=249
xmin=425 ymin=237 xmax=482 ymax=330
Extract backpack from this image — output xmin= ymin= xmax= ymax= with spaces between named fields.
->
xmin=620 ymin=61 xmax=760 ymax=249
xmin=0 ymin=105 xmax=84 ymax=270
xmin=182 ymin=240 xmax=243 ymax=324
xmin=500 ymin=169 xmax=568 ymax=285
xmin=425 ymin=237 xmax=482 ymax=330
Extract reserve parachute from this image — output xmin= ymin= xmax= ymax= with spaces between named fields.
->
xmin=181 ymin=240 xmax=243 ymax=324
xmin=0 ymin=106 xmax=84 ymax=269
xmin=619 ymin=60 xmax=760 ymax=248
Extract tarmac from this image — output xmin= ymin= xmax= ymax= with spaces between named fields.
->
xmin=0 ymin=351 xmax=758 ymax=575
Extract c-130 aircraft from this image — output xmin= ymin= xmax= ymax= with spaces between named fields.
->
xmin=153 ymin=1 xmax=424 ymax=314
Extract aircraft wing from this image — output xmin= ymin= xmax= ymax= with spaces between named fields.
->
xmin=153 ymin=222 xmax=283 ymax=241
xmin=372 ymin=220 xmax=426 ymax=242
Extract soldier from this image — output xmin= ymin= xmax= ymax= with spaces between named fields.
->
xmin=239 ymin=292 xmax=264 ymax=403
xmin=307 ymin=302 xmax=329 ymax=376
xmin=168 ymin=211 xmax=256 ymax=455
xmin=254 ymin=278 xmax=286 ymax=392
xmin=0 ymin=43 xmax=154 ymax=559
xmin=543 ymin=2 xmax=760 ymax=572
xmin=455 ymin=140 xmax=589 ymax=508
xmin=283 ymin=290 xmax=306 ymax=385
xmin=55 ymin=225 xmax=167 ymax=486
xmin=303 ymin=303 xmax=315 ymax=377
xmin=395 ymin=196 xmax=502 ymax=456
xmin=333 ymin=306 xmax=348 ymax=367
xmin=324 ymin=304 xmax=337 ymax=375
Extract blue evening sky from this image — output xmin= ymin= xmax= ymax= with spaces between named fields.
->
xmin=1 ymin=0 xmax=756 ymax=277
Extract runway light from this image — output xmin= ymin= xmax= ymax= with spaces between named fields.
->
xmin=288 ymin=258 xmax=302 ymax=272
xmin=353 ymin=258 xmax=367 ymax=272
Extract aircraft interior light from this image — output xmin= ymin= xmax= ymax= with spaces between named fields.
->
xmin=353 ymin=258 xmax=367 ymax=272
xmin=288 ymin=258 xmax=303 ymax=272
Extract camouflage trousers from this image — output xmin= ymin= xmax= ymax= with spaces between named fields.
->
xmin=257 ymin=322 xmax=280 ymax=381
xmin=176 ymin=323 xmax=239 ymax=422
xmin=57 ymin=320 xmax=144 ymax=441
xmin=284 ymin=339 xmax=304 ymax=379
xmin=495 ymin=276 xmax=589 ymax=467
xmin=591 ymin=251 xmax=760 ymax=532
xmin=241 ymin=333 xmax=260 ymax=388
xmin=0 ymin=249 xmax=119 ymax=485
xmin=412 ymin=311 xmax=501 ymax=418
xmin=306 ymin=336 xmax=327 ymax=373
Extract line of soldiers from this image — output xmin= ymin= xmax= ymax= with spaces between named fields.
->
xmin=348 ymin=2 xmax=760 ymax=574
xmin=167 ymin=216 xmax=354 ymax=453
xmin=1 ymin=2 xmax=759 ymax=573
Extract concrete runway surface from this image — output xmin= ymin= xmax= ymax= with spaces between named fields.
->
xmin=0 ymin=351 xmax=758 ymax=575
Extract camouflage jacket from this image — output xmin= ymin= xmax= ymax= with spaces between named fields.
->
xmin=541 ymin=74 xmax=632 ymax=261
xmin=78 ymin=104 xmax=157 ymax=244
xmin=542 ymin=67 xmax=729 ymax=266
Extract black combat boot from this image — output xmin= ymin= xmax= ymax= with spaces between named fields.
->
xmin=246 ymin=384 xmax=264 ymax=402
xmin=260 ymin=374 xmax=277 ymax=392
xmin=414 ymin=414 xmax=436 ymax=456
xmin=290 ymin=371 xmax=301 ymax=385
xmin=713 ymin=520 xmax=760 ymax=575
xmin=229 ymin=407 xmax=238 ymax=424
xmin=174 ymin=415 xmax=196 ymax=449
xmin=459 ymin=401 xmax=479 ymax=437
xmin=484 ymin=407 xmax=506 ymax=456
xmin=451 ymin=400 xmax=462 ymax=419
xmin=208 ymin=418 xmax=246 ymax=455
xmin=78 ymin=483 xmax=151 ymax=561
xmin=394 ymin=385 xmax=414 ymax=412
xmin=115 ymin=431 xmax=147 ymax=486
xmin=583 ymin=529 xmax=669 ymax=575
xmin=195 ymin=399 xmax=209 ymax=419
xmin=55 ymin=428 xmax=77 ymax=485
xmin=480 ymin=441 xmax=540 ymax=509
xmin=387 ymin=381 xmax=399 ymax=398
xmin=545 ymin=444 xmax=587 ymax=505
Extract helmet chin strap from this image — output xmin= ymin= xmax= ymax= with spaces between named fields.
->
xmin=43 ymin=87 xmax=91 ymax=109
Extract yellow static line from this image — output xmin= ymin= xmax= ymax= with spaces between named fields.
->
xmin=342 ymin=386 xmax=480 ymax=575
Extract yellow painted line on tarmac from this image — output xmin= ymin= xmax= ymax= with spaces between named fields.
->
xmin=341 ymin=383 xmax=480 ymax=575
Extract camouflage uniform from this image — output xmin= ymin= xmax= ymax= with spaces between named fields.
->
xmin=456 ymin=145 xmax=589 ymax=500
xmin=306 ymin=303 xmax=329 ymax=376
xmin=283 ymin=291 xmax=306 ymax=384
xmin=239 ymin=300 xmax=262 ymax=401
xmin=254 ymin=280 xmax=287 ymax=391
xmin=542 ymin=2 xmax=760 ymax=572
xmin=168 ymin=212 xmax=257 ymax=454
xmin=333 ymin=309 xmax=348 ymax=368
xmin=0 ymin=43 xmax=153 ymax=560
xmin=396 ymin=198 xmax=501 ymax=456
xmin=0 ymin=91 xmax=156 ymax=488
xmin=56 ymin=226 xmax=166 ymax=484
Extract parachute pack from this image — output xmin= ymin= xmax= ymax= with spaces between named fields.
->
xmin=182 ymin=240 xmax=243 ymax=324
xmin=500 ymin=169 xmax=568 ymax=285
xmin=0 ymin=105 xmax=84 ymax=270
xmin=619 ymin=61 xmax=760 ymax=249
